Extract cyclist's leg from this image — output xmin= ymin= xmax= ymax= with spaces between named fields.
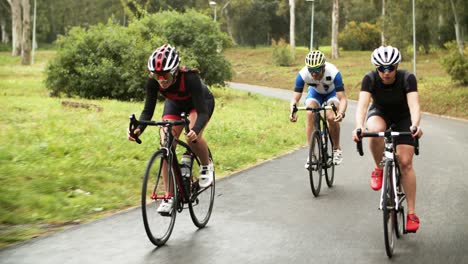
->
xmin=160 ymin=101 xmax=184 ymax=197
xmin=394 ymin=117 xmax=417 ymax=217
xmin=324 ymin=91 xmax=340 ymax=150
xmin=185 ymin=96 xmax=215 ymax=166
xmin=305 ymin=87 xmax=321 ymax=145
xmin=366 ymin=107 xmax=388 ymax=169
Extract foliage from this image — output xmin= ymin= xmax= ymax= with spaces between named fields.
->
xmin=132 ymin=10 xmax=233 ymax=85
xmin=45 ymin=21 xmax=159 ymax=100
xmin=45 ymin=10 xmax=233 ymax=100
xmin=339 ymin=21 xmax=380 ymax=51
xmin=440 ymin=41 xmax=468 ymax=84
xmin=271 ymin=38 xmax=294 ymax=66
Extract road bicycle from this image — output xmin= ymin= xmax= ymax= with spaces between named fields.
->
xmin=291 ymin=103 xmax=337 ymax=197
xmin=356 ymin=127 xmax=419 ymax=258
xmin=128 ymin=113 xmax=215 ymax=246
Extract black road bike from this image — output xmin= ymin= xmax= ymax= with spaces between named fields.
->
xmin=129 ymin=113 xmax=215 ymax=246
xmin=292 ymin=103 xmax=337 ymax=197
xmin=356 ymin=127 xmax=419 ymax=258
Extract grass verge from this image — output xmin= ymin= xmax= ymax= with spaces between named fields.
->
xmin=0 ymin=51 xmax=305 ymax=247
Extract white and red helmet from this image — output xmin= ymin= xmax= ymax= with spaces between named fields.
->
xmin=147 ymin=44 xmax=180 ymax=73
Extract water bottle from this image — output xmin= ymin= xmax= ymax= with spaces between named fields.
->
xmin=180 ymin=153 xmax=192 ymax=178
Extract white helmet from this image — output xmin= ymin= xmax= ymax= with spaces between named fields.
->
xmin=371 ymin=46 xmax=401 ymax=66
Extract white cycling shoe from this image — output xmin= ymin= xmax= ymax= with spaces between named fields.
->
xmin=199 ymin=162 xmax=214 ymax=188
xmin=156 ymin=198 xmax=173 ymax=214
xmin=333 ymin=149 xmax=343 ymax=165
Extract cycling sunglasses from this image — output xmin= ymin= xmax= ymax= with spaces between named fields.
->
xmin=308 ymin=66 xmax=323 ymax=73
xmin=153 ymin=71 xmax=173 ymax=81
xmin=377 ymin=65 xmax=396 ymax=73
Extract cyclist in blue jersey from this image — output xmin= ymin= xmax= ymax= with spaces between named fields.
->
xmin=289 ymin=50 xmax=348 ymax=167
xmin=352 ymin=46 xmax=423 ymax=232
xmin=128 ymin=44 xmax=215 ymax=214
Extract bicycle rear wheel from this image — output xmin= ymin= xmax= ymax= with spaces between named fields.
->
xmin=189 ymin=149 xmax=215 ymax=228
xmin=141 ymin=150 xmax=177 ymax=246
xmin=382 ymin=160 xmax=396 ymax=258
xmin=308 ymin=131 xmax=323 ymax=197
xmin=323 ymin=127 xmax=335 ymax=187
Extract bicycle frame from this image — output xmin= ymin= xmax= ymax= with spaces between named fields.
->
xmin=129 ymin=113 xmax=197 ymax=205
xmin=379 ymin=136 xmax=401 ymax=212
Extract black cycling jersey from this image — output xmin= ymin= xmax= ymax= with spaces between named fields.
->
xmin=139 ymin=71 xmax=214 ymax=134
xmin=361 ymin=69 xmax=417 ymax=119
xmin=361 ymin=69 xmax=418 ymax=146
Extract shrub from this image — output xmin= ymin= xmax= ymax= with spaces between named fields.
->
xmin=339 ymin=21 xmax=380 ymax=51
xmin=440 ymin=41 xmax=468 ymax=84
xmin=45 ymin=10 xmax=233 ymax=100
xmin=271 ymin=38 xmax=294 ymax=66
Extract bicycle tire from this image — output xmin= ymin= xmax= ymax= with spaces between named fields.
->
xmin=394 ymin=164 xmax=405 ymax=238
xmin=141 ymin=150 xmax=177 ymax=246
xmin=323 ymin=127 xmax=335 ymax=187
xmin=308 ymin=131 xmax=323 ymax=197
xmin=382 ymin=159 xmax=396 ymax=258
xmin=189 ymin=149 xmax=215 ymax=228
xmin=395 ymin=205 xmax=405 ymax=239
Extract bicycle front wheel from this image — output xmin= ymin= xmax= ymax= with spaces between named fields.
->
xmin=382 ymin=160 xmax=396 ymax=258
xmin=141 ymin=150 xmax=177 ymax=246
xmin=308 ymin=131 xmax=323 ymax=197
xmin=323 ymin=128 xmax=335 ymax=187
xmin=189 ymin=149 xmax=215 ymax=228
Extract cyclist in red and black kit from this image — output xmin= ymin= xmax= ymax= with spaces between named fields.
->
xmin=352 ymin=46 xmax=423 ymax=232
xmin=128 ymin=44 xmax=215 ymax=213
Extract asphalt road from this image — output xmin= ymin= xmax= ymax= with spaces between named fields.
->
xmin=1 ymin=82 xmax=467 ymax=264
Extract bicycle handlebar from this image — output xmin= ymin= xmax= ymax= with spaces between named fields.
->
xmin=356 ymin=128 xmax=420 ymax=156
xmin=128 ymin=113 xmax=192 ymax=144
xmin=291 ymin=103 xmax=338 ymax=117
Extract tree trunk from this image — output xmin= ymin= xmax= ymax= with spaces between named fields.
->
xmin=1 ymin=15 xmax=9 ymax=43
xmin=289 ymin=0 xmax=295 ymax=54
xmin=11 ymin=0 xmax=22 ymax=56
xmin=331 ymin=0 xmax=339 ymax=59
xmin=450 ymin=0 xmax=464 ymax=55
xmin=381 ymin=0 xmax=386 ymax=45
xmin=21 ymin=0 xmax=31 ymax=65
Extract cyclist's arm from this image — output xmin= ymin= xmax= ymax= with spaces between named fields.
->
xmin=138 ymin=77 xmax=159 ymax=133
xmin=355 ymin=91 xmax=371 ymax=129
xmin=336 ymin=90 xmax=347 ymax=116
xmin=291 ymin=73 xmax=306 ymax=105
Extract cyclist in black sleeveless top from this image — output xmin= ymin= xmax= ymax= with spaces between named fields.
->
xmin=352 ymin=46 xmax=423 ymax=232
xmin=128 ymin=44 xmax=215 ymax=213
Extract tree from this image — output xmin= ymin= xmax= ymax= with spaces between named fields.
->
xmin=20 ymin=0 xmax=31 ymax=64
xmin=289 ymin=0 xmax=295 ymax=51
xmin=450 ymin=0 xmax=465 ymax=55
xmin=8 ymin=0 xmax=22 ymax=55
xmin=331 ymin=0 xmax=339 ymax=58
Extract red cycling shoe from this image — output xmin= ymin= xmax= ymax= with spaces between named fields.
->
xmin=406 ymin=214 xmax=420 ymax=233
xmin=370 ymin=168 xmax=383 ymax=191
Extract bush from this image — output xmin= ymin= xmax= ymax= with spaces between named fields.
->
xmin=271 ymin=38 xmax=294 ymax=66
xmin=440 ymin=41 xmax=468 ymax=84
xmin=339 ymin=21 xmax=380 ymax=51
xmin=45 ymin=10 xmax=233 ymax=100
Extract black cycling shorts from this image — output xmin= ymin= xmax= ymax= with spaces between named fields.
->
xmin=367 ymin=106 xmax=414 ymax=146
xmin=162 ymin=97 xmax=215 ymax=121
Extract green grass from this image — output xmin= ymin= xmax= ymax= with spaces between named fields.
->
xmin=0 ymin=51 xmax=305 ymax=247
xmin=224 ymin=46 xmax=468 ymax=119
